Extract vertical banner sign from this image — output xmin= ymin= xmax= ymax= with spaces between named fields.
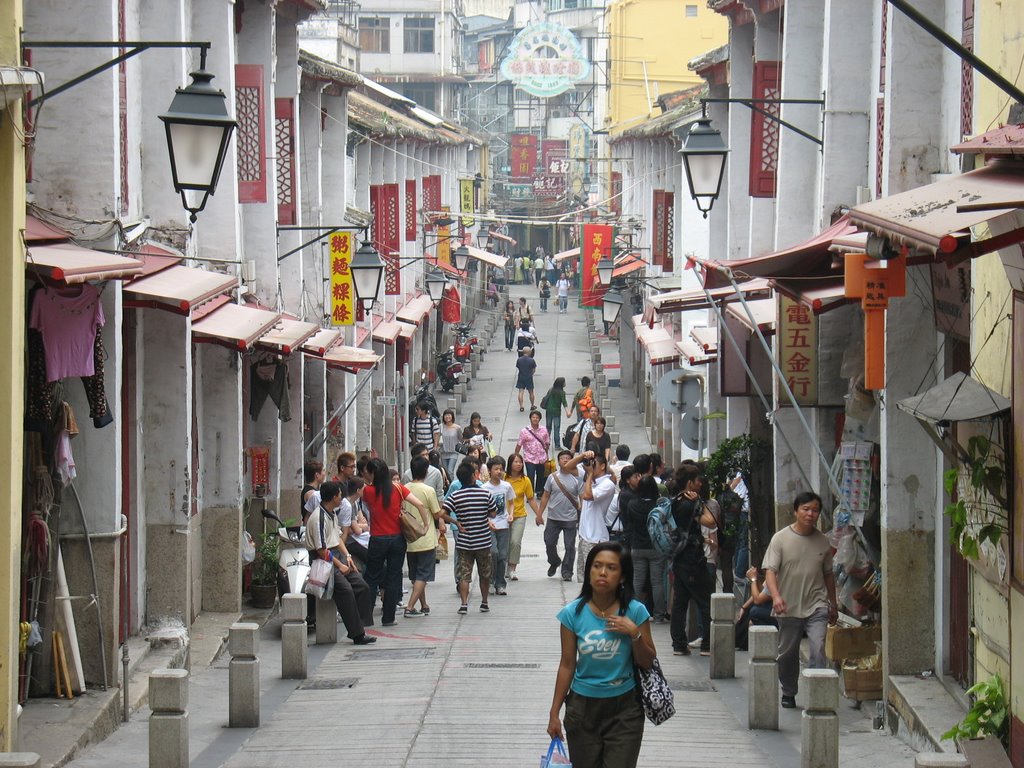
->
xmin=405 ymin=179 xmax=417 ymax=241
xmin=510 ymin=134 xmax=538 ymax=181
xmin=437 ymin=205 xmax=452 ymax=265
xmin=581 ymin=224 xmax=611 ymax=308
xmin=567 ymin=123 xmax=589 ymax=197
xmin=381 ymin=183 xmax=401 ymax=295
xmin=329 ymin=231 xmax=354 ymax=326
xmin=651 ymin=190 xmax=667 ymax=265
xmin=542 ymin=139 xmax=569 ymax=173
xmin=459 ymin=178 xmax=475 ymax=227
xmin=777 ymin=296 xmax=818 ymax=405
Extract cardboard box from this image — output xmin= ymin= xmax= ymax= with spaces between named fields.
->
xmin=825 ymin=624 xmax=881 ymax=661
xmin=842 ymin=663 xmax=882 ymax=701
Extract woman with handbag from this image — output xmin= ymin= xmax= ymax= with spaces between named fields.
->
xmin=548 ymin=541 xmax=656 ymax=768
xmin=438 ymin=409 xmax=462 ymax=477
xmin=514 ymin=409 xmax=550 ymax=491
xmin=362 ymin=458 xmax=429 ymax=628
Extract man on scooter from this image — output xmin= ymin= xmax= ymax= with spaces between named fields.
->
xmin=305 ymin=482 xmax=378 ymax=645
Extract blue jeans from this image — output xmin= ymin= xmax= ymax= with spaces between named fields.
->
xmin=546 ymin=414 xmax=561 ymax=455
xmin=558 ymin=295 xmax=568 ymax=312
xmin=504 ymin=325 xmax=515 ymax=350
xmin=632 ymin=547 xmax=668 ymax=619
xmin=365 ymin=534 xmax=407 ymax=624
xmin=491 ymin=528 xmax=511 ymax=590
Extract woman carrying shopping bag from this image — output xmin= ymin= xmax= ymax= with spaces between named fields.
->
xmin=547 ymin=542 xmax=656 ymax=767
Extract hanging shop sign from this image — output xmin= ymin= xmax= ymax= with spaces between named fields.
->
xmin=777 ymin=296 xmax=818 ymax=406
xmin=499 ymin=22 xmax=591 ymax=98
xmin=329 ymin=231 xmax=355 ymax=326
xmin=931 ymin=262 xmax=970 ymax=341
xmin=505 ymin=183 xmax=533 ymax=200
xmin=459 ymin=178 xmax=476 ymax=227
xmin=581 ymin=224 xmax=612 ymax=308
xmin=510 ymin=133 xmax=538 ymax=181
xmin=437 ymin=205 xmax=452 ymax=265
xmin=533 ymin=174 xmax=565 ymax=199
xmin=568 ymin=123 xmax=590 ymax=197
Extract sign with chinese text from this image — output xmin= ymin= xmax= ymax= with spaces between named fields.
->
xmin=459 ymin=178 xmax=475 ymax=227
xmin=777 ymin=296 xmax=817 ymax=406
xmin=510 ymin=134 xmax=538 ymax=181
xmin=533 ymin=175 xmax=565 ymax=199
xmin=542 ymin=139 xmax=569 ymax=173
xmin=329 ymin=231 xmax=355 ymax=327
xmin=581 ymin=224 xmax=611 ymax=308
xmin=437 ymin=205 xmax=451 ymax=265
xmin=568 ymin=124 xmax=589 ymax=196
xmin=505 ymin=183 xmax=533 ymax=200
xmin=499 ymin=22 xmax=591 ymax=98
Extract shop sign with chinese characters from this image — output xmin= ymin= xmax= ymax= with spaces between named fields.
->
xmin=499 ymin=22 xmax=591 ymax=98
xmin=459 ymin=178 xmax=475 ymax=227
xmin=777 ymin=296 xmax=817 ymax=405
xmin=329 ymin=231 xmax=355 ymax=326
xmin=581 ymin=224 xmax=611 ymax=308
xmin=509 ymin=134 xmax=538 ymax=181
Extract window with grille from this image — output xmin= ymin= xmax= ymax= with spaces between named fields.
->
xmin=235 ymin=64 xmax=267 ymax=204
xmin=748 ymin=60 xmax=780 ymax=198
xmin=275 ymin=98 xmax=295 ymax=225
xmin=960 ymin=0 xmax=974 ymax=138
xmin=686 ymin=5 xmax=698 ymax=16
xmin=404 ymin=17 xmax=435 ymax=54
xmin=359 ymin=17 xmax=390 ymax=53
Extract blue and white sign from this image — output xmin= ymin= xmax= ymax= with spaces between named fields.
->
xmin=499 ymin=22 xmax=592 ymax=98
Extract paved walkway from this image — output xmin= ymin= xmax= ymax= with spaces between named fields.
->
xmin=61 ymin=285 xmax=918 ymax=768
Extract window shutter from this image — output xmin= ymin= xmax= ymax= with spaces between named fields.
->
xmin=664 ymin=191 xmax=675 ymax=272
xmin=651 ymin=190 xmax=667 ymax=266
xmin=749 ymin=60 xmax=781 ymax=198
xmin=381 ymin=183 xmax=401 ymax=295
xmin=960 ymin=0 xmax=974 ymax=138
xmin=610 ymin=172 xmax=622 ymax=217
xmin=236 ymin=65 xmax=267 ymax=204
xmin=405 ymin=179 xmax=417 ymax=241
xmin=275 ymin=97 xmax=295 ymax=223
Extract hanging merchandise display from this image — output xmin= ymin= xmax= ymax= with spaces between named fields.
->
xmin=836 ymin=441 xmax=874 ymax=527
xmin=26 ymin=285 xmax=113 ymax=429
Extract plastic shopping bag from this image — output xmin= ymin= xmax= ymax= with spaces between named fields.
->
xmin=304 ymin=557 xmax=334 ymax=600
xmin=540 ymin=738 xmax=571 ymax=767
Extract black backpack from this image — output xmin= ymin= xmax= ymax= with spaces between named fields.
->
xmin=563 ymin=422 xmax=577 ymax=450
xmin=672 ymin=498 xmax=707 ymax=575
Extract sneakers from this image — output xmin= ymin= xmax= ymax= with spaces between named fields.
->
xmin=688 ymin=637 xmax=703 ymax=648
xmin=457 ymin=604 xmax=468 ymax=615
xmin=480 ymin=603 xmax=490 ymax=612
xmin=699 ymin=649 xmax=711 ymax=657
xmin=562 ymin=575 xmax=573 ymax=582
xmin=508 ymin=572 xmax=519 ymax=581
xmin=547 ymin=561 xmax=561 ymax=577
xmin=673 ymin=647 xmax=691 ymax=656
xmin=352 ymin=634 xmax=377 ymax=645
xmin=494 ymin=588 xmax=507 ymax=596
xmin=781 ymin=695 xmax=797 ymax=709
xmin=381 ymin=620 xmax=397 ymax=627
xmin=403 ymin=608 xmax=425 ymax=618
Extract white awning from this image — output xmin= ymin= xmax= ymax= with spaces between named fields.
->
xmin=464 ymin=245 xmax=508 ymax=269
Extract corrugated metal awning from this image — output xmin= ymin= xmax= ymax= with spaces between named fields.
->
xmin=257 ymin=318 xmax=320 ymax=355
xmin=651 ymin=279 xmax=771 ymax=314
xmin=613 ymin=253 xmax=646 ymax=278
xmin=396 ymin=294 xmax=434 ymax=326
xmin=677 ymin=339 xmax=716 ymax=366
xmin=26 ymin=242 xmax=144 ymax=284
xmin=371 ymin=320 xmax=403 ymax=345
xmin=302 ymin=328 xmax=341 ymax=357
xmin=553 ymin=247 xmax=580 ymax=263
xmin=464 ymin=245 xmax=508 ymax=269
xmin=124 ymin=265 xmax=237 ymax=314
xmin=725 ymin=298 xmax=776 ymax=335
xmin=772 ymin=275 xmax=851 ymax=315
xmin=689 ymin=326 xmax=718 ymax=353
xmin=191 ymin=303 xmax=281 ymax=351
xmin=324 ymin=344 xmax=383 ymax=373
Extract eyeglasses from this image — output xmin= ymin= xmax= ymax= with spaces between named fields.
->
xmin=340 ymin=464 xmax=355 ymax=470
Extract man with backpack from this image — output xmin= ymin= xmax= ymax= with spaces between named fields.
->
xmin=569 ymin=405 xmax=600 ymax=455
xmin=410 ymin=401 xmax=440 ymax=450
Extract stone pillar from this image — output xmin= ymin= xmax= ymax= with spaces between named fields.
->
xmin=748 ymin=625 xmax=779 ymax=730
xmin=280 ymin=594 xmax=307 ymax=680
xmin=0 ymin=755 xmax=40 ymax=768
xmin=914 ymin=755 xmax=970 ymax=767
xmin=709 ymin=593 xmax=735 ymax=679
xmin=800 ymin=669 xmax=839 ymax=768
xmin=228 ymin=623 xmax=260 ymax=728
xmin=149 ymin=669 xmax=188 ymax=768
xmin=315 ymin=597 xmax=338 ymax=645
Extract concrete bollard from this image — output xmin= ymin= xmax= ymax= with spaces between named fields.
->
xmin=709 ymin=592 xmax=735 ymax=679
xmin=597 ymin=385 xmax=608 ymax=400
xmin=228 ymin=622 xmax=260 ymax=728
xmin=914 ymin=755 xmax=970 ymax=767
xmin=0 ymin=755 xmax=41 ymax=767
xmin=149 ymin=668 xmax=189 ymax=768
xmin=801 ymin=669 xmax=839 ymax=768
xmin=608 ymin=431 xmax=620 ymax=446
xmin=280 ymin=593 xmax=308 ymax=680
xmin=748 ymin=625 xmax=779 ymax=730
xmin=456 ymin=383 xmax=467 ymax=403
xmin=315 ymin=596 xmax=338 ymax=644
xmin=470 ymin=352 xmax=481 ymax=371
xmin=605 ymin=415 xmax=615 ymax=429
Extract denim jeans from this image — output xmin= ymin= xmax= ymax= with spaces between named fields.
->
xmin=491 ymin=528 xmax=511 ymax=590
xmin=632 ymin=547 xmax=668 ymax=619
xmin=540 ymin=296 xmax=548 ymax=311
xmin=504 ymin=325 xmax=515 ymax=350
xmin=525 ymin=461 xmax=546 ymax=494
xmin=364 ymin=534 xmax=407 ymax=624
xmin=544 ymin=519 xmax=577 ymax=579
xmin=546 ymin=415 xmax=561 ymax=455
xmin=558 ymin=295 xmax=568 ymax=312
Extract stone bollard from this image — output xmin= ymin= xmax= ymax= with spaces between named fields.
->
xmin=748 ymin=625 xmax=779 ymax=730
xmin=447 ymin=397 xmax=458 ymax=415
xmin=597 ymin=384 xmax=608 ymax=400
xmin=456 ymin=383 xmax=467 ymax=403
xmin=0 ymin=755 xmax=41 ymax=768
xmin=915 ymin=755 xmax=970 ymax=767
xmin=228 ymin=622 xmax=260 ymax=728
xmin=280 ymin=593 xmax=307 ymax=680
xmin=470 ymin=352 xmax=481 ymax=372
xmin=315 ymin=596 xmax=339 ymax=644
xmin=709 ymin=592 xmax=735 ymax=679
xmin=608 ymin=431 xmax=620 ymax=446
xmin=149 ymin=668 xmax=189 ymax=768
xmin=605 ymin=415 xmax=615 ymax=429
xmin=801 ymin=669 xmax=839 ymax=768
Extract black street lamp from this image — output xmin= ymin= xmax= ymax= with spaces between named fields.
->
xmin=453 ymin=245 xmax=471 ymax=273
xmin=425 ymin=268 xmax=448 ymax=305
xmin=679 ymin=116 xmax=728 ymax=219
xmin=159 ymin=66 xmax=236 ymax=223
xmin=602 ymin=288 xmax=625 ymax=326
xmin=349 ymin=241 xmax=385 ymax=309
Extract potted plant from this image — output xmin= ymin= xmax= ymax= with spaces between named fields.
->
xmin=250 ymin=531 xmax=280 ymax=608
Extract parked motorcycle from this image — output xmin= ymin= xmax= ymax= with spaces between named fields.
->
xmin=435 ymin=349 xmax=463 ymax=393
xmin=412 ymin=372 xmax=441 ymax=418
xmin=452 ymin=323 xmax=479 ymax=363
xmin=261 ymin=509 xmax=310 ymax=598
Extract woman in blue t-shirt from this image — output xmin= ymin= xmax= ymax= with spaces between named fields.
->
xmin=547 ymin=541 xmax=655 ymax=767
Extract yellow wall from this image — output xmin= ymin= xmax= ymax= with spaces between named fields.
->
xmin=0 ymin=0 xmax=27 ymax=750
xmin=972 ymin=0 xmax=1024 ymax=730
xmin=607 ymin=0 xmax=727 ymax=133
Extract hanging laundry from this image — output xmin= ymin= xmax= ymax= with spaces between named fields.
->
xmin=26 ymin=327 xmax=113 ymax=430
xmin=29 ymin=283 xmax=105 ymax=381
xmin=249 ymin=354 xmax=291 ymax=422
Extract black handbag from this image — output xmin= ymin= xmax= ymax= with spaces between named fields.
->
xmin=634 ymin=656 xmax=675 ymax=725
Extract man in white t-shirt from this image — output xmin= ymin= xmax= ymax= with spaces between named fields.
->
xmin=484 ymin=456 xmax=515 ymax=595
xmin=575 ymin=451 xmax=617 ymax=582
xmin=556 ymin=275 xmax=571 ymax=314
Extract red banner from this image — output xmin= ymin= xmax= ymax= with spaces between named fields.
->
xmin=542 ymin=139 xmax=568 ymax=174
xmin=405 ymin=179 xmax=416 ymax=241
xmin=380 ymin=183 xmax=401 ymax=295
xmin=582 ymin=224 xmax=611 ymax=307
xmin=510 ymin=134 xmax=538 ymax=181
